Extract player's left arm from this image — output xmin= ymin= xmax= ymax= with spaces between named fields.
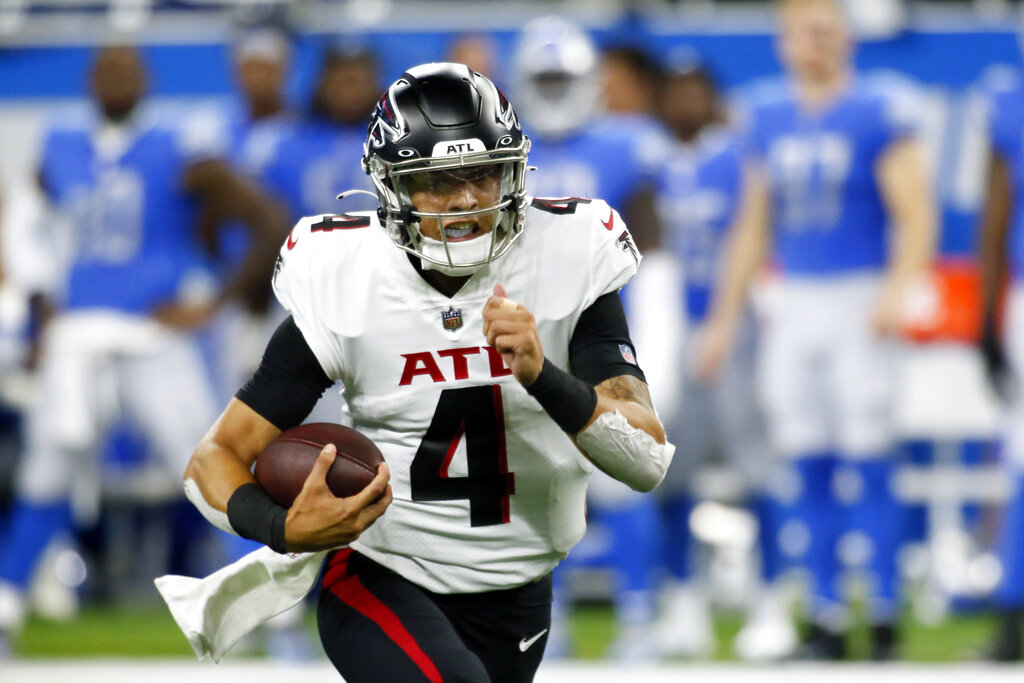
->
xmin=875 ymin=136 xmax=938 ymax=334
xmin=484 ymin=284 xmax=672 ymax=492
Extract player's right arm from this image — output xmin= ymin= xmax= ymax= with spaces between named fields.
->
xmin=694 ymin=162 xmax=771 ymax=383
xmin=176 ymin=159 xmax=290 ymax=319
xmin=184 ymin=317 xmax=391 ymax=553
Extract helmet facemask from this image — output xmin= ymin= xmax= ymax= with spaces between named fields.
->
xmin=366 ymin=141 xmax=530 ymax=276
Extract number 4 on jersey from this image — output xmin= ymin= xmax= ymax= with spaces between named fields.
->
xmin=410 ymin=385 xmax=515 ymax=526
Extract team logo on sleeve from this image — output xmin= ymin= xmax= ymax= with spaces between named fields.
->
xmin=616 ymin=229 xmax=639 ymax=266
xmin=619 ymin=343 xmax=637 ymax=365
xmin=442 ymin=307 xmax=463 ymax=330
xmin=272 ymin=255 xmax=283 ymax=284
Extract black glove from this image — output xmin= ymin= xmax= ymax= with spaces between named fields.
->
xmin=980 ymin=319 xmax=1017 ymax=403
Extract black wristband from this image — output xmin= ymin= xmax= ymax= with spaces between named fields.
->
xmin=525 ymin=358 xmax=598 ymax=434
xmin=227 ymin=483 xmax=289 ymax=554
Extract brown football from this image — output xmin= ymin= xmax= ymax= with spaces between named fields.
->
xmin=254 ymin=423 xmax=384 ymax=507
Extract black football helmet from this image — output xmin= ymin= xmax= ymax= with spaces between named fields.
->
xmin=361 ymin=62 xmax=531 ymax=275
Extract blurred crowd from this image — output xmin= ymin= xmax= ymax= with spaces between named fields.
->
xmin=0 ymin=0 xmax=1023 ymax=665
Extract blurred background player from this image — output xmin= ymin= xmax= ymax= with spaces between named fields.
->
xmin=206 ymin=25 xmax=297 ymax=399
xmin=446 ymin=33 xmax=500 ymax=87
xmin=202 ymin=26 xmax=325 ymax=658
xmin=261 ymin=43 xmax=380 ymax=221
xmin=513 ymin=16 xmax=671 ymax=661
xmin=651 ymin=55 xmax=785 ymax=659
xmin=697 ymin=0 xmax=936 ymax=659
xmin=978 ymin=47 xmax=1024 ymax=661
xmin=0 ymin=44 xmax=286 ymax=652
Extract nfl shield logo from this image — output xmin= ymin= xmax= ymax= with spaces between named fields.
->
xmin=442 ymin=307 xmax=463 ymax=330
xmin=618 ymin=343 xmax=637 ymax=365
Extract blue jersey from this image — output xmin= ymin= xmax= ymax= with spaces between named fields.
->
xmin=743 ymin=78 xmax=914 ymax=275
xmin=658 ymin=129 xmax=743 ymax=323
xmin=215 ymin=104 xmax=296 ymax=270
xmin=525 ymin=113 xmax=668 ymax=211
xmin=984 ymin=69 xmax=1024 ymax=280
xmin=40 ymin=108 xmax=212 ymax=313
xmin=262 ymin=117 xmax=377 ymax=221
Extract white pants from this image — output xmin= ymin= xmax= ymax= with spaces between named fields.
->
xmin=758 ymin=274 xmax=895 ymax=459
xmin=16 ymin=311 xmax=219 ymax=517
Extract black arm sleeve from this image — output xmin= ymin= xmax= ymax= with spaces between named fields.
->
xmin=235 ymin=316 xmax=335 ymax=431
xmin=568 ymin=291 xmax=647 ymax=385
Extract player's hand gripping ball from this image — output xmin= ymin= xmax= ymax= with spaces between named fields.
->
xmin=254 ymin=423 xmax=385 ymax=507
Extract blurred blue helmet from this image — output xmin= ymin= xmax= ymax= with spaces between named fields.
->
xmin=513 ymin=16 xmax=599 ymax=139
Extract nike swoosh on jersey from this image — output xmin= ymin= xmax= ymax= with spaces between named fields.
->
xmin=518 ymin=629 xmax=548 ymax=652
xmin=286 ymin=229 xmax=299 ymax=250
xmin=601 ymin=209 xmax=614 ymax=231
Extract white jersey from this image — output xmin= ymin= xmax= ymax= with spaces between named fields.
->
xmin=273 ymin=197 xmax=640 ymax=593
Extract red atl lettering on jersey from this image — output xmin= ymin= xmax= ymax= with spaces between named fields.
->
xmin=399 ymin=346 xmax=512 ymax=385
xmin=437 ymin=347 xmax=481 ymax=380
xmin=483 ymin=346 xmax=513 ymax=378
xmin=399 ymin=352 xmax=445 ymax=385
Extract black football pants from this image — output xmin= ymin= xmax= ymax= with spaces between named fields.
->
xmin=317 ymin=549 xmax=553 ymax=683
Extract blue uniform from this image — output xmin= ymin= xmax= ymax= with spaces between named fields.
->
xmin=740 ymin=76 xmax=916 ymax=629
xmin=214 ymin=104 xmax=296 ymax=270
xmin=658 ymin=129 xmax=743 ymax=323
xmin=39 ymin=108 xmax=213 ymax=313
xmin=744 ymin=78 xmax=913 ymax=275
xmin=262 ymin=117 xmax=377 ymax=220
xmin=526 ymin=113 xmax=667 ymax=210
xmin=654 ymin=128 xmax=779 ymax=601
xmin=0 ymin=106 xmax=222 ymax=607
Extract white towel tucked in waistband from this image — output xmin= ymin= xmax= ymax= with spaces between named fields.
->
xmin=155 ymin=547 xmax=328 ymax=662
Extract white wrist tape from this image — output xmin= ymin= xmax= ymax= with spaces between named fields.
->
xmin=184 ymin=477 xmax=237 ymax=536
xmin=575 ymin=410 xmax=675 ymax=492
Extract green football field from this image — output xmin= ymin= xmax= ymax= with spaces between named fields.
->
xmin=7 ymin=602 xmax=1002 ymax=662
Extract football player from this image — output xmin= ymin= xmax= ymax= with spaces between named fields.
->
xmin=261 ymin=44 xmax=380 ymax=221
xmin=652 ymin=58 xmax=781 ymax=659
xmin=0 ymin=45 xmax=286 ymax=650
xmin=205 ymin=26 xmax=296 ymax=297
xmin=206 ymin=26 xmax=299 ymax=401
xmin=978 ymin=57 xmax=1024 ymax=660
xmin=512 ymin=18 xmax=671 ymax=660
xmin=182 ymin=63 xmax=673 ymax=682
xmin=697 ymin=0 xmax=936 ymax=659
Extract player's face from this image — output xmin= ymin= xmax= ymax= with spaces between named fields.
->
xmin=238 ymin=57 xmax=285 ymax=105
xmin=91 ymin=46 xmax=147 ymax=122
xmin=779 ymin=1 xmax=850 ymax=83
xmin=601 ymin=57 xmax=645 ymax=114
xmin=659 ymin=75 xmax=716 ymax=142
xmin=406 ymin=165 xmax=501 ymax=243
xmin=318 ymin=60 xmax=379 ymax=126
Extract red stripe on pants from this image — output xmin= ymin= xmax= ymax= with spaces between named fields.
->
xmin=323 ymin=550 xmax=444 ymax=683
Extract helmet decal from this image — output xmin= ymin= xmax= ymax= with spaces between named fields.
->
xmin=367 ymin=83 xmax=409 ymax=150
xmin=487 ymin=80 xmax=519 ymax=131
